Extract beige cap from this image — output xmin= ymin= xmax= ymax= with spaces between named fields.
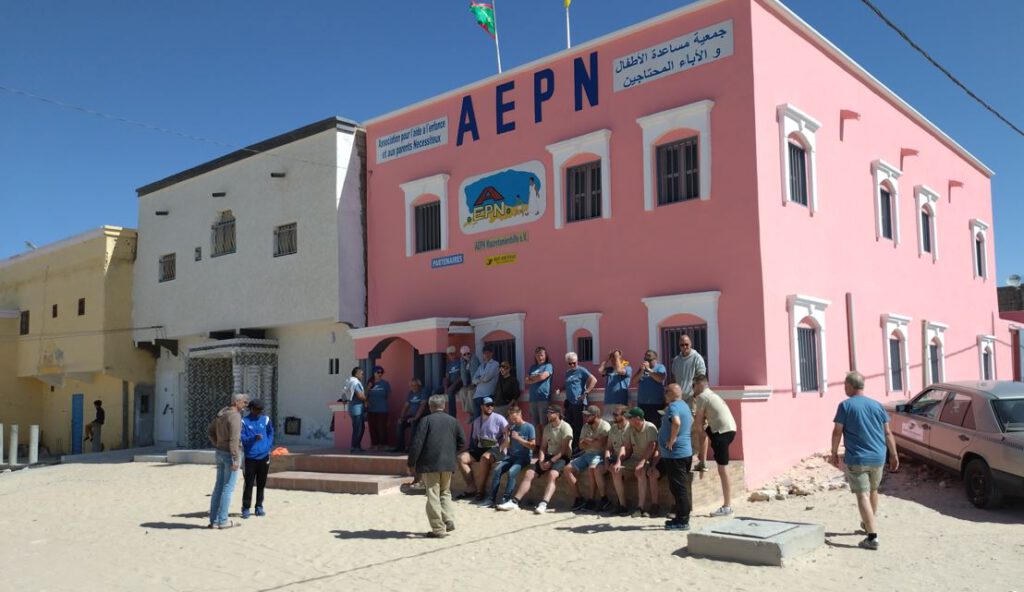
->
xmin=446 ymin=345 xmax=457 ymax=354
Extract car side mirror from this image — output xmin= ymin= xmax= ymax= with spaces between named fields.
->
xmin=895 ymin=404 xmax=907 ymax=413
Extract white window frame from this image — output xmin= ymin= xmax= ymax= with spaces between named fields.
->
xmin=401 ymin=174 xmax=449 ymax=257
xmin=871 ymin=159 xmax=902 ymax=244
xmin=778 ymin=104 xmax=821 ymax=213
xmin=559 ymin=312 xmax=602 ymax=364
xmin=546 ymin=129 xmax=612 ymax=230
xmin=787 ymin=295 xmax=830 ymax=394
xmin=641 ymin=291 xmax=720 ymax=384
xmin=977 ymin=334 xmax=996 ymax=380
xmin=882 ymin=313 xmax=912 ymax=394
xmin=636 ymin=100 xmax=714 ymax=211
xmin=470 ymin=313 xmax=526 ymax=377
xmin=915 ymin=184 xmax=940 ymax=261
xmin=970 ymin=218 xmax=989 ymax=280
xmin=922 ymin=320 xmax=948 ymax=386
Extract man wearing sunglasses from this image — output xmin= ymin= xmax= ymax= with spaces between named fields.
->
xmin=456 ymin=397 xmax=508 ymax=504
xmin=670 ymin=336 xmax=706 ymax=407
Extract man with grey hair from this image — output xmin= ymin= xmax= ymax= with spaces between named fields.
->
xmin=408 ymin=394 xmax=466 ymax=538
xmin=207 ymin=392 xmax=249 ymax=529
xmin=556 ymin=351 xmax=596 ymax=453
xmin=829 ymin=371 xmax=899 ymax=550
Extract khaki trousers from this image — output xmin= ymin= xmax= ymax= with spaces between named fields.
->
xmin=421 ymin=471 xmax=454 ymax=535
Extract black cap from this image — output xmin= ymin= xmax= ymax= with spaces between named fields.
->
xmin=248 ymin=399 xmax=265 ymax=409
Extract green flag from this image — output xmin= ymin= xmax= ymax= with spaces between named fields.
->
xmin=470 ymin=3 xmax=496 ymax=38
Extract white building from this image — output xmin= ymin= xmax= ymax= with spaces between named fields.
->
xmin=133 ymin=117 xmax=365 ymax=447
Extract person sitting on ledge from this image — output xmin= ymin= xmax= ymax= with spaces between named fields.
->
xmin=497 ymin=405 xmax=572 ymax=514
xmin=563 ymin=405 xmax=609 ymax=511
xmin=486 ymin=405 xmax=536 ymax=508
xmin=456 ymin=397 xmax=507 ymax=503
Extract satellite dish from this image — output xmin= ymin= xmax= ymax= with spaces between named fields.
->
xmin=1009 ymin=274 xmax=1021 ymax=288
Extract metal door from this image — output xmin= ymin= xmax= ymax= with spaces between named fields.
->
xmin=155 ymin=369 xmax=178 ymax=444
xmin=71 ymin=393 xmax=84 ymax=454
xmin=133 ymin=384 xmax=155 ymax=447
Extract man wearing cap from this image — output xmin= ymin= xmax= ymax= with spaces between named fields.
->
xmin=457 ymin=346 xmax=480 ymax=418
xmin=624 ymin=407 xmax=661 ymax=518
xmin=471 ymin=346 xmax=500 ymax=420
xmin=596 ymin=404 xmax=631 ymax=514
xmin=443 ymin=346 xmax=463 ymax=418
xmin=654 ymin=384 xmax=694 ymax=530
xmin=456 ymin=396 xmax=508 ymax=503
xmin=497 ymin=406 xmax=573 ymax=513
xmin=408 ymin=395 xmax=466 ymax=538
xmin=563 ymin=405 xmax=609 ymax=511
xmin=239 ymin=398 xmax=274 ymax=519
xmin=556 ymin=351 xmax=597 ymax=453
xmin=692 ymin=374 xmax=737 ymax=517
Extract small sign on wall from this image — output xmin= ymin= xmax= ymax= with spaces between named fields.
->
xmin=431 ymin=253 xmax=465 ymax=269
xmin=459 ymin=161 xmax=546 ymax=235
xmin=613 ymin=20 xmax=734 ymax=92
xmin=474 ymin=231 xmax=528 ymax=251
xmin=484 ymin=253 xmax=517 ymax=267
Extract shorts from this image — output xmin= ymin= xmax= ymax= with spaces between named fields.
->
xmin=705 ymin=428 xmax=736 ymax=465
xmin=467 ymin=446 xmax=494 ymax=462
xmin=530 ymin=458 xmax=568 ymax=475
xmin=569 ymin=451 xmax=603 ymax=473
xmin=845 ymin=464 xmax=884 ymax=494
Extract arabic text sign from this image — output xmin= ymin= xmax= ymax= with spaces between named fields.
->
xmin=484 ymin=253 xmax=517 ymax=267
xmin=376 ymin=116 xmax=449 ymax=164
xmin=459 ymin=161 xmax=546 ymax=235
xmin=431 ymin=253 xmax=464 ymax=269
xmin=613 ymin=20 xmax=733 ymax=92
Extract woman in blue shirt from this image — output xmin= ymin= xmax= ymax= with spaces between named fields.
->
xmin=366 ymin=366 xmax=391 ymax=451
xmin=599 ymin=350 xmax=633 ymax=407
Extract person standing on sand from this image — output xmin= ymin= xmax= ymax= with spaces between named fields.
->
xmin=407 ymin=395 xmax=466 ymax=538
xmin=829 ymin=371 xmax=899 ymax=551
xmin=240 ymin=399 xmax=274 ymax=519
xmin=208 ymin=392 xmax=249 ymax=529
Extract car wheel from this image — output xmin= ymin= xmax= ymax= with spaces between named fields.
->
xmin=963 ymin=458 xmax=1004 ymax=509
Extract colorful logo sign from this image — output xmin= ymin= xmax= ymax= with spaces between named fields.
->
xmin=459 ymin=161 xmax=545 ymax=234
xmin=484 ymin=253 xmax=517 ymax=267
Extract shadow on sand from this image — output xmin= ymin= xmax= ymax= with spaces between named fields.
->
xmin=880 ymin=458 xmax=1023 ymax=524
xmin=555 ymin=522 xmax=664 ymax=535
xmin=331 ymin=529 xmax=422 ymax=540
xmin=140 ymin=521 xmax=209 ymax=530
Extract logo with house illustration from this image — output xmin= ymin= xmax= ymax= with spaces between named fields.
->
xmin=459 ymin=160 xmax=546 ymax=234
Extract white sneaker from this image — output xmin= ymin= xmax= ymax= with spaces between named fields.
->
xmin=533 ymin=501 xmax=548 ymax=515
xmin=710 ymin=506 xmax=734 ymax=517
xmin=496 ymin=499 xmax=519 ymax=511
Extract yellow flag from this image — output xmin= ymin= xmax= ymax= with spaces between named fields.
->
xmin=564 ymin=0 xmax=571 ymax=8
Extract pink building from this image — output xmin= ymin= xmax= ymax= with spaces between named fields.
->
xmin=351 ymin=0 xmax=1011 ymax=487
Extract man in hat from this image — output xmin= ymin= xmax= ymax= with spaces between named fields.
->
xmin=240 ymin=398 xmax=274 ymax=518
xmin=563 ymin=405 xmax=610 ymax=511
xmin=497 ymin=406 xmax=573 ymax=514
xmin=408 ymin=395 xmax=466 ymax=538
xmin=623 ymin=407 xmax=661 ymax=518
xmin=456 ymin=396 xmax=508 ymax=504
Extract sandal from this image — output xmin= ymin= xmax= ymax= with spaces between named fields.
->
xmin=217 ymin=520 xmax=241 ymax=530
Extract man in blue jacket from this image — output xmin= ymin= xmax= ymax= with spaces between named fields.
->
xmin=240 ymin=399 xmax=274 ymax=519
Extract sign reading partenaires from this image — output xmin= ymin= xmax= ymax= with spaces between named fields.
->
xmin=376 ymin=116 xmax=449 ymax=164
xmin=613 ymin=20 xmax=733 ymax=92
xmin=431 ymin=253 xmax=464 ymax=269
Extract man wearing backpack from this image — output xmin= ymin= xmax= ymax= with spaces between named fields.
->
xmin=240 ymin=399 xmax=274 ymax=519
xmin=208 ymin=393 xmax=249 ymax=529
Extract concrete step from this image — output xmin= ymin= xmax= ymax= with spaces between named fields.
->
xmin=133 ymin=454 xmax=168 ymax=463
xmin=270 ymin=451 xmax=408 ymax=476
xmin=166 ymin=449 xmax=216 ymax=465
xmin=267 ymin=471 xmax=412 ymax=495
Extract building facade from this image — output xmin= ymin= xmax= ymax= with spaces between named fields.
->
xmin=353 ymin=0 xmax=1011 ymax=486
xmin=133 ymin=117 xmax=366 ymax=447
xmin=0 ymin=226 xmax=154 ymax=455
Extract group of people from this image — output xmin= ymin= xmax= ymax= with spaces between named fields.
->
xmin=206 ymin=394 xmax=275 ymax=529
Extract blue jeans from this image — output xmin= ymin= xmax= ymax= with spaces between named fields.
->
xmin=489 ymin=456 xmax=529 ymax=502
xmin=210 ymin=450 xmax=238 ymax=526
xmin=350 ymin=412 xmax=365 ymax=451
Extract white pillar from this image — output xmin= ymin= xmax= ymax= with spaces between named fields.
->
xmin=29 ymin=425 xmax=39 ymax=465
xmin=8 ymin=424 xmax=17 ymax=466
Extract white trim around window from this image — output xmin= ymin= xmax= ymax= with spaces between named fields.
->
xmin=977 ymin=334 xmax=996 ymax=380
xmin=559 ymin=312 xmax=602 ymax=365
xmin=778 ymin=104 xmax=821 ymax=213
xmin=787 ymin=294 xmax=830 ymax=394
xmin=882 ymin=313 xmax=912 ymax=394
xmin=915 ymin=184 xmax=940 ymax=261
xmin=470 ymin=313 xmax=526 ymax=377
xmin=400 ymin=174 xmax=449 ymax=257
xmin=546 ymin=129 xmax=612 ymax=230
xmin=641 ymin=291 xmax=720 ymax=384
xmin=871 ymin=159 xmax=902 ymax=244
xmin=636 ymin=100 xmax=714 ymax=210
xmin=970 ymin=218 xmax=989 ymax=280
xmin=922 ymin=320 xmax=948 ymax=386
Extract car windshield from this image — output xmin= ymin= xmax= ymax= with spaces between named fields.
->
xmin=992 ymin=398 xmax=1024 ymax=432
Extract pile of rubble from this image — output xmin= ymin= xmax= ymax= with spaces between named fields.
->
xmin=747 ymin=452 xmax=849 ymax=502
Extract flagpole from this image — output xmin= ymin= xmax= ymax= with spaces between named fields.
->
xmin=565 ymin=6 xmax=571 ymax=49
xmin=493 ymin=0 xmax=503 ymax=73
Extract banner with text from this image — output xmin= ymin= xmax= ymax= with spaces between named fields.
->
xmin=613 ymin=20 xmax=733 ymax=92
xmin=376 ymin=116 xmax=449 ymax=164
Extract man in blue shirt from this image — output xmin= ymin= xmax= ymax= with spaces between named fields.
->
xmin=525 ymin=346 xmax=554 ymax=430
xmin=830 ymin=371 xmax=899 ymax=551
xmin=557 ymin=351 xmax=596 ymax=452
xmin=632 ymin=349 xmax=667 ymax=421
xmin=486 ymin=406 xmax=536 ymax=507
xmin=656 ymin=384 xmax=694 ymax=530
xmin=599 ymin=350 xmax=633 ymax=407
xmin=394 ymin=378 xmax=428 ymax=453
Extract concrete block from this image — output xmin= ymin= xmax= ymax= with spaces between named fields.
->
xmin=166 ymin=449 xmax=217 ymax=465
xmin=687 ymin=517 xmax=824 ymax=566
xmin=133 ymin=454 xmax=169 ymax=463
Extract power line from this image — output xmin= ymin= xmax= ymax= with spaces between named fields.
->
xmin=858 ymin=0 xmax=1024 ymax=138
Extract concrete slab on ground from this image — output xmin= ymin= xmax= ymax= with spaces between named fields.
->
xmin=166 ymin=450 xmax=217 ymax=464
xmin=686 ymin=517 xmax=824 ymax=566
xmin=267 ymin=471 xmax=412 ymax=495
xmin=133 ymin=454 xmax=169 ymax=463
xmin=60 ymin=445 xmax=167 ymax=465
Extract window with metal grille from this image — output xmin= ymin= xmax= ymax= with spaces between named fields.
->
xmin=656 ymin=136 xmax=699 ymax=205
xmin=889 ymin=337 xmax=904 ymax=391
xmin=194 ymin=247 xmax=202 ymax=261
xmin=982 ymin=349 xmax=993 ymax=380
xmin=661 ymin=324 xmax=708 ymax=382
xmin=414 ymin=201 xmax=441 ymax=253
xmin=921 ymin=210 xmax=932 ymax=253
xmin=929 ymin=343 xmax=941 ymax=383
xmin=52 ymin=304 xmax=58 ymax=318
xmin=78 ymin=298 xmax=86 ymax=316
xmin=566 ymin=161 xmax=602 ymax=223
xmin=576 ymin=335 xmax=594 ymax=363
xmin=212 ymin=211 xmax=236 ymax=257
xmin=485 ymin=339 xmax=516 ymax=374
xmin=880 ymin=188 xmax=894 ymax=240
xmin=328 ymin=358 xmax=340 ymax=375
xmin=274 ymin=222 xmax=298 ymax=257
xmin=159 ymin=253 xmax=176 ymax=282
xmin=19 ymin=311 xmax=29 ymax=335
xmin=796 ymin=326 xmax=819 ymax=392
xmin=788 ymin=142 xmax=808 ymax=206
xmin=975 ymin=236 xmax=985 ymax=277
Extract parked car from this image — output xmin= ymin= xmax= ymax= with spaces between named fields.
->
xmin=886 ymin=381 xmax=1024 ymax=508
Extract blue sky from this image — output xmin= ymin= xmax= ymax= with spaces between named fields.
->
xmin=2 ymin=0 xmax=1021 ymax=280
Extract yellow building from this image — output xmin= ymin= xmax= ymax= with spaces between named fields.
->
xmin=0 ymin=226 xmax=155 ymax=455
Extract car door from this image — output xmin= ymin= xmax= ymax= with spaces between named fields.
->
xmin=928 ymin=391 xmax=975 ymax=471
xmin=891 ymin=388 xmax=946 ymax=460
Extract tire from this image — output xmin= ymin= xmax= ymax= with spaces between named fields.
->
xmin=963 ymin=458 xmax=1004 ymax=509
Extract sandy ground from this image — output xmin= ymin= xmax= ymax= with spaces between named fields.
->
xmin=0 ymin=458 xmax=1021 ymax=592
